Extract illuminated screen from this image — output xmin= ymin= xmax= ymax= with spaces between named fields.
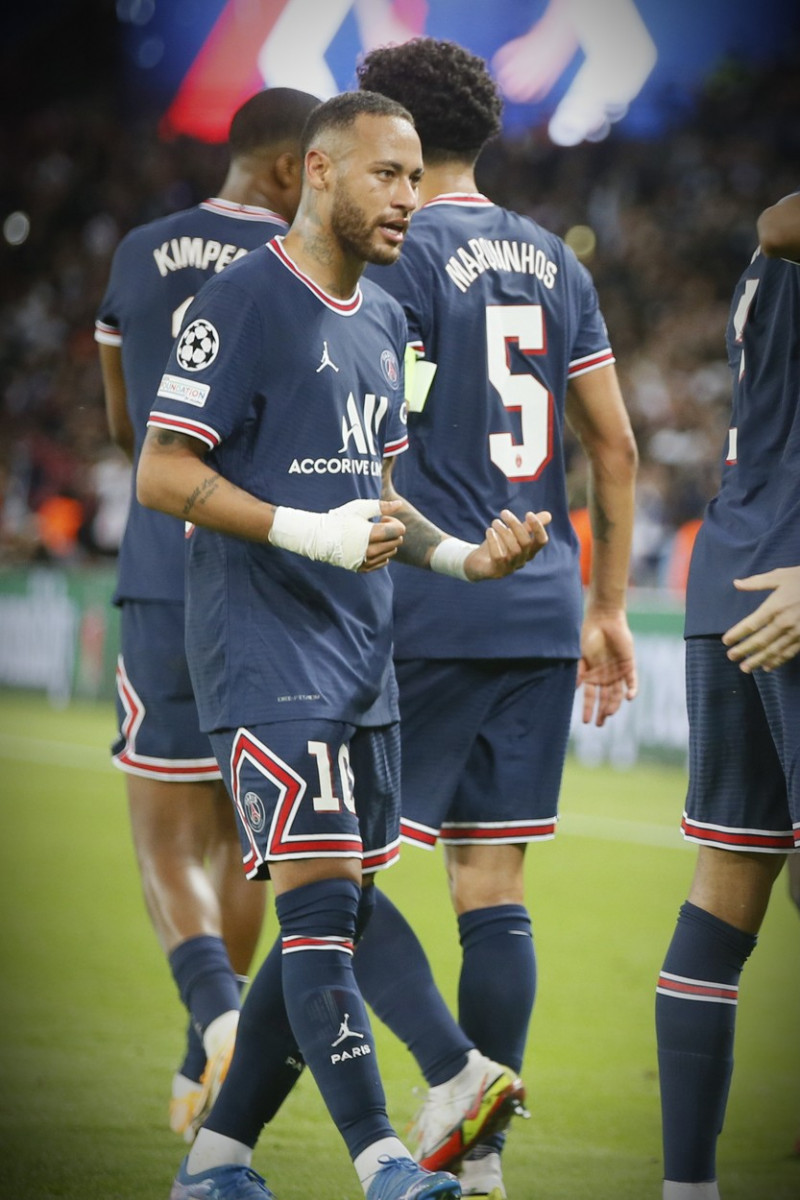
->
xmin=119 ymin=0 xmax=800 ymax=146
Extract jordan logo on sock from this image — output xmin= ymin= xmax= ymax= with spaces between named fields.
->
xmin=330 ymin=1013 xmax=370 ymax=1064
xmin=331 ymin=1013 xmax=364 ymax=1047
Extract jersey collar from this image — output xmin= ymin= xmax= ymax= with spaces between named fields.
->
xmin=268 ymin=237 xmax=363 ymax=315
xmin=201 ymin=197 xmax=288 ymax=225
xmin=422 ymin=192 xmax=494 ymax=209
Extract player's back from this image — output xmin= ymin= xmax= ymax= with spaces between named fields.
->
xmin=369 ymin=195 xmax=614 ymax=659
xmin=96 ymin=199 xmax=287 ymax=602
xmin=686 ymin=243 xmax=800 ymax=634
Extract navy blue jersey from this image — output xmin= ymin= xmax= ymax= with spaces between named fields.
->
xmin=95 ymin=198 xmax=288 ymax=603
xmin=366 ymin=193 xmax=614 ymax=659
xmin=685 ymin=248 xmax=800 ymax=635
xmin=148 ymin=237 xmax=409 ymax=733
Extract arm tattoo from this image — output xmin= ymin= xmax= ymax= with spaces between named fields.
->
xmin=381 ymin=458 xmax=445 ymax=566
xmin=393 ymin=502 xmax=446 ymax=567
xmin=154 ymin=428 xmax=182 ymax=447
xmin=590 ymin=496 xmax=614 ymax=544
xmin=182 ymin=474 xmax=220 ymax=518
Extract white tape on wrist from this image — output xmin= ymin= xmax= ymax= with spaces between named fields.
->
xmin=430 ymin=537 xmax=477 ymax=581
xmin=268 ymin=499 xmax=383 ymax=571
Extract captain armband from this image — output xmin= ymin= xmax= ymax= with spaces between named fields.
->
xmin=404 ymin=344 xmax=437 ymax=414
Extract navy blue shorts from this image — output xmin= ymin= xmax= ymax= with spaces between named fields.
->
xmin=684 ymin=636 xmax=800 ymax=852
xmin=113 ymin=601 xmax=220 ymax=782
xmin=395 ymin=657 xmax=577 ymax=849
xmin=209 ymin=719 xmax=401 ymax=881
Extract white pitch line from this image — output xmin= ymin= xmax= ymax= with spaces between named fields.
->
xmin=559 ymin=811 xmax=689 ymax=850
xmin=0 ymin=733 xmax=111 ymax=771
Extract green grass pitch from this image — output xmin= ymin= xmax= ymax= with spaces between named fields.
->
xmin=0 ymin=691 xmax=797 ymax=1199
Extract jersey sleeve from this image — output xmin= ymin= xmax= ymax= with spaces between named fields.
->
xmin=564 ymin=249 xmax=616 ymax=379
xmin=382 ymin=303 xmax=410 ymax=459
xmin=147 ymin=272 xmax=264 ymax=451
xmin=95 ymin=231 xmax=138 ymax=346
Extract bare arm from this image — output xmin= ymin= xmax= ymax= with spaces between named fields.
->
xmin=381 ymin=458 xmax=551 ymax=581
xmin=137 ymin=424 xmax=405 ymax=569
xmin=137 ymin=425 xmax=278 ymax=538
xmin=566 ymin=363 xmax=638 ymax=724
xmin=98 ymin=342 xmax=135 ymax=460
xmin=757 ymin=193 xmax=800 ymax=262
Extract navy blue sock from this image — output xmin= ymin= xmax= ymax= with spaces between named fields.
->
xmin=458 ymin=905 xmax=535 ymax=1157
xmin=276 ymin=878 xmax=394 ymax=1159
xmin=179 ymin=974 xmax=248 ymax=1082
xmin=656 ymin=900 xmax=757 ymax=1182
xmin=457 ymin=904 xmax=536 ymax=1074
xmin=169 ymin=934 xmax=242 ymax=1037
xmin=206 ymin=935 xmax=304 ymax=1146
xmin=179 ymin=1020 xmax=206 ymax=1083
xmin=354 ymin=888 xmax=472 ymax=1086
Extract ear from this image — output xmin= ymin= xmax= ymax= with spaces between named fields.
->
xmin=304 ymin=146 xmax=332 ymax=192
xmin=273 ymin=150 xmax=303 ymax=193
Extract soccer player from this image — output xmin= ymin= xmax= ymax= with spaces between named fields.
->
xmin=354 ymin=39 xmax=638 ymax=1199
xmin=137 ymin=90 xmax=551 ymax=1200
xmin=94 ymin=86 xmax=320 ymax=1141
xmin=655 ymin=190 xmax=800 ymax=1199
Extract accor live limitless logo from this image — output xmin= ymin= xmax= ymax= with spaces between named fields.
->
xmin=288 ymin=392 xmax=391 ymax=477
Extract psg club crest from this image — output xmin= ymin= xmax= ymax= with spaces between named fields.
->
xmin=380 ymin=348 xmax=400 ymax=389
xmin=243 ymin=790 xmax=266 ymax=833
xmin=176 ymin=319 xmax=220 ymax=371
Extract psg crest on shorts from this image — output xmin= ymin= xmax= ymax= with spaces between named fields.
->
xmin=243 ymin=791 xmax=266 ymax=833
xmin=176 ymin=319 xmax=220 ymax=371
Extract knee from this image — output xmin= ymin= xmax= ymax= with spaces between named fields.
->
xmin=446 ymin=850 xmax=526 ymax=915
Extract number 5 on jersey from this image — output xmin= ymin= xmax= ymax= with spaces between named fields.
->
xmin=487 ymin=304 xmax=552 ymax=481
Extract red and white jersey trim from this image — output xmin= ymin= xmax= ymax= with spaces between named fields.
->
xmin=568 ymin=349 xmax=616 ymax=378
xmin=113 ymin=656 xmax=221 ymax=781
xmin=681 ymin=812 xmax=795 ymax=853
xmin=401 ymin=815 xmax=558 ymax=848
xmin=363 ymin=838 xmax=401 ymax=874
xmin=423 ymin=192 xmax=494 ymax=209
xmin=282 ymin=935 xmax=354 ymax=957
xmin=384 ymin=432 xmax=409 ymax=457
xmin=147 ymin=411 xmax=221 ymax=450
xmin=440 ymin=817 xmax=558 ymax=845
xmin=400 ymin=817 xmax=438 ymax=850
xmin=656 ymin=971 xmax=739 ymax=1005
xmin=94 ymin=320 xmax=121 ymax=347
xmin=200 ymin=198 xmax=288 ymax=225
xmin=268 ymin=237 xmax=363 ymax=315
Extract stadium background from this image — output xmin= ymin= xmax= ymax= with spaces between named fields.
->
xmin=0 ymin=5 xmax=799 ymax=1198
xmin=1 ymin=0 xmax=799 ymax=763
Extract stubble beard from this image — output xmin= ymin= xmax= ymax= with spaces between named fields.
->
xmin=330 ymin=185 xmax=400 ymax=267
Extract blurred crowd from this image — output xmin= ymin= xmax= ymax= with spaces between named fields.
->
xmin=1 ymin=46 xmax=798 ymax=586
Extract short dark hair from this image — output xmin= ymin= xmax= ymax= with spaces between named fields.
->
xmin=300 ymin=89 xmax=414 ymax=157
xmin=357 ymin=38 xmax=502 ymax=163
xmin=228 ymin=87 xmax=321 ymax=158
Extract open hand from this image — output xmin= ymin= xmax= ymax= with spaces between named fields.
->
xmin=464 ymin=510 xmax=552 ymax=580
